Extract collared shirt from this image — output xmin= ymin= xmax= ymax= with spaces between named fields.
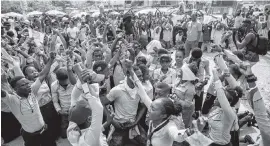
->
xmin=149 ymin=118 xmax=187 ymax=146
xmin=173 ymin=81 xmax=195 ymax=107
xmin=113 ymin=63 xmax=125 ymax=86
xmin=31 ymin=80 xmax=52 ymax=107
xmin=2 ymin=79 xmax=45 ymax=133
xmin=184 ymin=57 xmax=210 ymax=81
xmin=208 ymin=107 xmax=237 ymax=145
xmin=51 ymin=81 xmax=74 ymax=112
xmin=153 ymin=68 xmax=177 ymax=87
xmin=186 ymin=21 xmax=202 ymax=41
xmin=107 ymin=83 xmax=141 ymax=123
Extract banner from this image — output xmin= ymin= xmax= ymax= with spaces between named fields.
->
xmin=28 ymin=28 xmax=45 ymax=47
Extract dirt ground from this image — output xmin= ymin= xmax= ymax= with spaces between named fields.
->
xmin=5 ymin=52 xmax=270 ymax=146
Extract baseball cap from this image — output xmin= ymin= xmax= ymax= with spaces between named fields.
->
xmin=160 ymin=54 xmax=172 ymax=62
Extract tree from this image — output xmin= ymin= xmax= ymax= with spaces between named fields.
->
xmin=52 ymin=1 xmax=72 ymax=11
xmin=1 ymin=1 xmax=22 ymax=13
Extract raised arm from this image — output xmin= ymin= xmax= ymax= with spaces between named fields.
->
xmin=55 ymin=30 xmax=68 ymax=50
xmin=234 ymin=33 xmax=255 ymax=50
xmin=212 ymin=69 xmax=235 ymax=120
xmin=67 ymin=58 xmax=77 ymax=85
xmin=240 ymin=64 xmax=270 ymax=145
xmin=131 ymin=69 xmax=152 ymax=109
xmin=84 ymin=93 xmax=104 ymax=146
xmin=38 ymin=52 xmax=56 ymax=83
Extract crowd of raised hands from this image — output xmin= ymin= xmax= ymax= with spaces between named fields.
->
xmin=1 ymin=8 xmax=270 ymax=146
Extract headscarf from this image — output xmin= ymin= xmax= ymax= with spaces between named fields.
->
xmin=181 ymin=63 xmax=198 ymax=81
xmin=146 ymin=40 xmax=162 ymax=54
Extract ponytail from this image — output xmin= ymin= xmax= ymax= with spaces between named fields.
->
xmin=161 ymin=98 xmax=182 ymax=117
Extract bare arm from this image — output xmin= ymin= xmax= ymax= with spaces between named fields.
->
xmin=67 ymin=66 xmax=77 ymax=85
xmin=235 ymin=33 xmax=255 ymax=50
xmin=38 ymin=53 xmax=55 ymax=83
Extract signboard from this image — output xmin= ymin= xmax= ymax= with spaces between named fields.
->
xmin=259 ymin=16 xmax=266 ymax=23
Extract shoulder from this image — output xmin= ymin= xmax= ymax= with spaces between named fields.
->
xmin=201 ymin=57 xmax=210 ymax=64
xmin=51 ymin=81 xmax=59 ymax=90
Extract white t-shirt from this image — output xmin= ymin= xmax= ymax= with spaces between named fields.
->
xmin=153 ymin=26 xmax=161 ymax=40
xmin=186 ymin=21 xmax=202 ymax=41
xmin=163 ymin=24 xmax=173 ymax=42
xmin=149 ymin=120 xmax=187 ymax=146
xmin=234 ymin=16 xmax=244 ymax=28
xmin=107 ymin=83 xmax=141 ymax=123
xmin=67 ymin=27 xmax=79 ymax=39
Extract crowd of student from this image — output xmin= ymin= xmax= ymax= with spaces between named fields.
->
xmin=1 ymin=5 xmax=270 ymax=146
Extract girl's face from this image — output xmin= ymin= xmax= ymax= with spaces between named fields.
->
xmin=149 ymin=99 xmax=167 ymax=121
xmin=175 ymin=51 xmax=184 ymax=64
xmin=160 ymin=59 xmax=171 ymax=69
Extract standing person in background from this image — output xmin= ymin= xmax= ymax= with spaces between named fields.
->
xmin=234 ymin=10 xmax=244 ymax=29
xmin=162 ymin=19 xmax=173 ymax=49
xmin=67 ymin=20 xmax=79 ymax=40
xmin=221 ymin=13 xmax=229 ymax=28
xmin=184 ymin=13 xmax=202 ymax=57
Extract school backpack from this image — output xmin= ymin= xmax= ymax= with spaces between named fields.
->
xmin=254 ymin=34 xmax=269 ymax=55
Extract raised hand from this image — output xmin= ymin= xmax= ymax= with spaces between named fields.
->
xmin=49 ymin=52 xmax=56 ymax=61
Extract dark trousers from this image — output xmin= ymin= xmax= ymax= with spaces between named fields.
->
xmin=198 ymin=42 xmax=203 ymax=48
xmin=40 ymin=101 xmax=60 ymax=141
xmin=21 ymin=126 xmax=56 ymax=146
xmin=194 ymin=91 xmax=204 ymax=112
xmin=230 ymin=130 xmax=239 ymax=146
xmin=108 ymin=124 xmax=147 ymax=146
xmin=202 ymin=93 xmax=217 ymax=115
xmin=60 ymin=114 xmax=69 ymax=138
xmin=210 ymin=142 xmax=232 ymax=146
xmin=1 ymin=112 xmax=21 ymax=143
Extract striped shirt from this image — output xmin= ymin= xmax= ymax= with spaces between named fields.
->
xmin=2 ymin=79 xmax=45 ymax=133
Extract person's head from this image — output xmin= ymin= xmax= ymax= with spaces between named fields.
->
xmin=3 ymin=22 xmax=11 ymax=30
xmin=157 ymin=48 xmax=169 ymax=57
xmin=23 ymin=65 xmax=39 ymax=81
xmin=132 ymin=41 xmax=142 ymax=55
xmin=241 ymin=19 xmax=252 ymax=33
xmin=190 ymin=48 xmax=202 ymax=62
xmin=133 ymin=65 xmax=143 ymax=82
xmin=159 ymin=54 xmax=172 ymax=70
xmin=58 ymin=44 xmax=65 ymax=55
xmin=149 ymin=98 xmax=182 ymax=121
xmin=92 ymin=48 xmax=104 ymax=61
xmin=236 ymin=10 xmax=241 ymax=16
xmin=69 ymin=20 xmax=74 ymax=27
xmin=154 ymin=82 xmax=171 ymax=99
xmin=223 ymin=13 xmax=227 ymax=19
xmin=214 ymin=86 xmax=243 ymax=107
xmin=93 ymin=60 xmax=109 ymax=77
xmin=136 ymin=56 xmax=147 ymax=66
xmin=191 ymin=13 xmax=197 ymax=22
xmin=67 ymin=99 xmax=92 ymax=144
xmin=69 ymin=38 xmax=76 ymax=47
xmin=175 ymin=48 xmax=185 ymax=64
xmin=9 ymin=76 xmax=32 ymax=98
xmin=138 ymin=64 xmax=150 ymax=82
xmin=56 ymin=67 xmax=70 ymax=86
xmin=6 ymin=31 xmax=14 ymax=38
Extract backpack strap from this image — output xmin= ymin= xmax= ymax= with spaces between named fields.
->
xmin=147 ymin=119 xmax=170 ymax=146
